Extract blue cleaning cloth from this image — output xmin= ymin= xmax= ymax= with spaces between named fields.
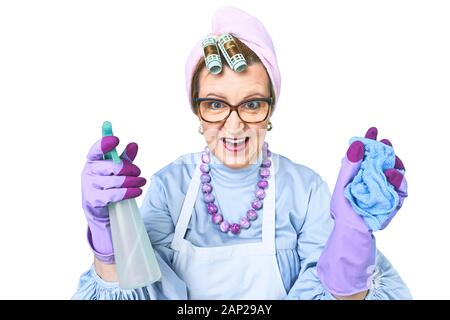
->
xmin=344 ymin=137 xmax=399 ymax=231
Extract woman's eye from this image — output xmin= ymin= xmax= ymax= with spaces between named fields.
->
xmin=209 ymin=101 xmax=224 ymax=109
xmin=245 ymin=101 xmax=260 ymax=109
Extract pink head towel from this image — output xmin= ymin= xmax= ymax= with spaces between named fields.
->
xmin=185 ymin=6 xmax=281 ymax=112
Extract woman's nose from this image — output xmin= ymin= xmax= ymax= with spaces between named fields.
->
xmin=223 ymin=109 xmax=245 ymax=131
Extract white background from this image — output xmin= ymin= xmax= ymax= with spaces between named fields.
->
xmin=0 ymin=0 xmax=449 ymax=299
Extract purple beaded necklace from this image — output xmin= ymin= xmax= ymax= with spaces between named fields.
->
xmin=199 ymin=142 xmax=272 ymax=235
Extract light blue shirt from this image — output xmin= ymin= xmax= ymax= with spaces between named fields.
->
xmin=73 ymin=151 xmax=412 ymax=300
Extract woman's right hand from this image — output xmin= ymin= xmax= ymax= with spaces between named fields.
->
xmin=81 ymin=136 xmax=147 ymax=264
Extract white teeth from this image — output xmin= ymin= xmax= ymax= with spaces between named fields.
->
xmin=224 ymin=137 xmax=246 ymax=144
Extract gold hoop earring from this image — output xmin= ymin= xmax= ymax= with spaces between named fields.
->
xmin=198 ymin=124 xmax=204 ymax=135
xmin=267 ymin=121 xmax=273 ymax=131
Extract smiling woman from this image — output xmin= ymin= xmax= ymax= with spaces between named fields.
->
xmin=74 ymin=6 xmax=412 ymax=300
xmin=196 ymin=63 xmax=272 ymax=169
xmin=191 ymin=37 xmax=275 ymax=169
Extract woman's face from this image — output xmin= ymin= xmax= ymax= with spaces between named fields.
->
xmin=197 ymin=63 xmax=271 ymax=169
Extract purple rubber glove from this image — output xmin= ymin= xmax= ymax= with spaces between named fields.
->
xmin=317 ymin=127 xmax=408 ymax=296
xmin=81 ymin=136 xmax=147 ymax=264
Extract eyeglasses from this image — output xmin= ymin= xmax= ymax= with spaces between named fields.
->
xmin=194 ymin=97 xmax=272 ymax=123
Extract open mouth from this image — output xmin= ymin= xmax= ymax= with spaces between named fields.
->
xmin=222 ymin=137 xmax=250 ymax=152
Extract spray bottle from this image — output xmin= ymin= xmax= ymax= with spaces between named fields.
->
xmin=102 ymin=121 xmax=161 ymax=289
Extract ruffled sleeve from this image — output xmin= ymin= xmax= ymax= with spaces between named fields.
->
xmin=72 ymin=247 xmax=186 ymax=300
xmin=286 ymin=179 xmax=336 ymax=300
xmin=364 ymin=251 xmax=412 ymax=300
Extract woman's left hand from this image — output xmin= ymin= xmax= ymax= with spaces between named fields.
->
xmin=317 ymin=127 xmax=408 ymax=297
xmin=331 ymin=127 xmax=408 ymax=231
